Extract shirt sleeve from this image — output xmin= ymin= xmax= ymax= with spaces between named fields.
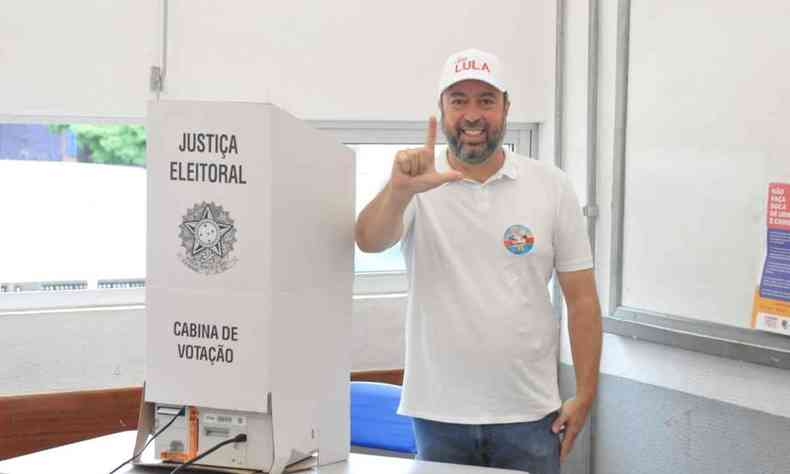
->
xmin=553 ymin=173 xmax=594 ymax=272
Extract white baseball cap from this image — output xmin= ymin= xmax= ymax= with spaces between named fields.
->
xmin=437 ymin=48 xmax=507 ymax=99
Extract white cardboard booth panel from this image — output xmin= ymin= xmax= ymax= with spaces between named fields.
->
xmin=143 ymin=101 xmax=354 ymax=472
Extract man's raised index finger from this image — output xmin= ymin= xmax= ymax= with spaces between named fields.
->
xmin=425 ymin=116 xmax=437 ymax=150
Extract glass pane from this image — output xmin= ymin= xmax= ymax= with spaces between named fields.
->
xmin=0 ymin=123 xmax=146 ymax=292
xmin=351 ymin=144 xmax=415 ymax=273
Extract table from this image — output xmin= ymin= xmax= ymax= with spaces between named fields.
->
xmin=0 ymin=431 xmax=524 ymax=474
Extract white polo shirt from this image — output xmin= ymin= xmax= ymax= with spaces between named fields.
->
xmin=397 ymin=149 xmax=593 ymax=424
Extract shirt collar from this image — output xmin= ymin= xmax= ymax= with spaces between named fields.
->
xmin=494 ymin=150 xmax=519 ymax=180
xmin=440 ymin=147 xmax=519 ymax=182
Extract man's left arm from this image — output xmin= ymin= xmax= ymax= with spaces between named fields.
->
xmin=551 ymin=268 xmax=602 ymax=462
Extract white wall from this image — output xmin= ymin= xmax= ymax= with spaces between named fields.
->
xmin=1 ymin=308 xmax=146 ymax=395
xmin=558 ymin=0 xmax=590 ymax=193
xmin=163 ymin=0 xmax=554 ymax=124
xmin=0 ymin=0 xmax=554 ymax=124
xmin=0 ymin=0 xmax=159 ymax=119
xmin=0 ymin=299 xmax=407 ymax=396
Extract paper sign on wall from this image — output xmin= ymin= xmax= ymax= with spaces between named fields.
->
xmin=751 ymin=182 xmax=790 ymax=335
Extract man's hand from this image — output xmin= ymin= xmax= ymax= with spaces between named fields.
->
xmin=390 ymin=116 xmax=463 ymax=199
xmin=354 ymin=117 xmax=462 ymax=253
xmin=551 ymin=396 xmax=593 ymax=462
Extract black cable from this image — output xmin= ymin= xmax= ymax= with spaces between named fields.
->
xmin=108 ymin=406 xmax=186 ymax=474
xmin=169 ymin=433 xmax=248 ymax=473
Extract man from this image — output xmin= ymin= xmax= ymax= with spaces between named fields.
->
xmin=355 ymin=49 xmax=602 ymax=474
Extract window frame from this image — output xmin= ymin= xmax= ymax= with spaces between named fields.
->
xmin=605 ymin=0 xmax=790 ymax=370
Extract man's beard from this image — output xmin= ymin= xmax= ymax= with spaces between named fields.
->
xmin=442 ymin=113 xmax=507 ymax=165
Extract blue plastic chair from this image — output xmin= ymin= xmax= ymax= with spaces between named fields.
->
xmin=350 ymin=381 xmax=417 ymax=455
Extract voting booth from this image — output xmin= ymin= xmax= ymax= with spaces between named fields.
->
xmin=135 ymin=101 xmax=354 ymax=473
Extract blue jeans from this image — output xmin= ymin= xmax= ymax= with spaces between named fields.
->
xmin=412 ymin=412 xmax=560 ymax=474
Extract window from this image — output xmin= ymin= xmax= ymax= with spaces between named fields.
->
xmin=0 ymin=122 xmax=146 ymax=311
xmin=352 ymin=144 xmax=409 ymax=276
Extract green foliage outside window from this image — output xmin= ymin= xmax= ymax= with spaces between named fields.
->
xmin=49 ymin=124 xmax=146 ymax=166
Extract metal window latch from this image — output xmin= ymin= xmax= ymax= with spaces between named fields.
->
xmin=150 ymin=66 xmax=164 ymax=93
xmin=583 ymin=204 xmax=599 ymax=218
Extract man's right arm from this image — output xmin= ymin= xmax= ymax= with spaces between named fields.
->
xmin=354 ymin=183 xmax=412 ymax=253
xmin=353 ymin=116 xmax=462 ymax=253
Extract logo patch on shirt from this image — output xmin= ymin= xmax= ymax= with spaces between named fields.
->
xmin=503 ymin=225 xmax=535 ymax=255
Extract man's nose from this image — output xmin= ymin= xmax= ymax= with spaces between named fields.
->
xmin=461 ymin=105 xmax=484 ymax=124
xmin=462 ymin=116 xmax=484 ymax=128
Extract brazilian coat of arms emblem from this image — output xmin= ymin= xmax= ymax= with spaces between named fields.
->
xmin=179 ymin=202 xmax=238 ymax=275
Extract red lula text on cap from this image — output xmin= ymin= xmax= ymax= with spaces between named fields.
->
xmin=455 ymin=57 xmax=491 ymax=74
